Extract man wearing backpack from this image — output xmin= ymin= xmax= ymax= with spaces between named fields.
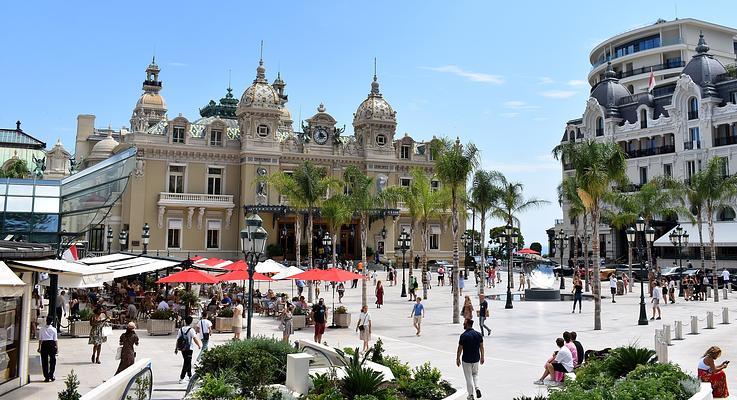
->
xmin=175 ymin=316 xmax=201 ymax=384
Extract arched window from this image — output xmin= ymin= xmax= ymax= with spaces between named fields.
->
xmin=640 ymin=109 xmax=648 ymax=129
xmin=688 ymin=97 xmax=699 ymax=120
xmin=718 ymin=208 xmax=736 ymax=221
xmin=569 ymin=131 xmax=575 ymax=142
xmin=596 ymin=117 xmax=604 ymax=136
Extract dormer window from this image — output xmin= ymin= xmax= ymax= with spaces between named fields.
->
xmin=376 ymin=134 xmax=387 ymax=146
xmin=210 ymin=130 xmax=222 ymax=146
xmin=640 ymin=109 xmax=647 ymax=129
xmin=172 ymin=126 xmax=185 ymax=144
xmin=596 ymin=117 xmax=604 ymax=136
xmin=257 ymin=124 xmax=270 ymax=138
xmin=688 ymin=97 xmax=699 ymax=120
xmin=400 ymin=145 xmax=410 ymax=159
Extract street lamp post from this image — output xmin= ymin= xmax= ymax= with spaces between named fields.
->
xmin=106 ymin=227 xmax=113 ymax=255
xmin=240 ymin=213 xmax=268 ymax=339
xmin=556 ymin=229 xmax=567 ymax=290
xmin=396 ymin=228 xmax=410 ymax=297
xmin=461 ymin=232 xmax=469 ymax=280
xmin=503 ymin=224 xmax=517 ymax=309
xmin=322 ymin=231 xmax=332 ymax=268
xmin=626 ymin=216 xmax=655 ymax=326
xmin=119 ymin=230 xmax=128 ymax=252
xmin=669 ymin=225 xmax=689 ymax=297
xmin=141 ymin=223 xmax=150 ymax=255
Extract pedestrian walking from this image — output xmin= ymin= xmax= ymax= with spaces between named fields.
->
xmin=115 ymin=322 xmax=139 ymax=375
xmin=375 ymin=280 xmax=384 ymax=308
xmin=30 ymin=288 xmax=43 ymax=339
xmin=195 ymin=312 xmax=212 ymax=361
xmin=668 ymin=278 xmax=676 ymax=304
xmin=572 ymin=273 xmax=583 ymax=313
xmin=409 ymin=276 xmax=418 ymax=300
xmin=89 ymin=305 xmax=109 ymax=364
xmin=458 ymin=273 xmax=465 ymax=296
xmin=232 ymin=298 xmax=244 ymax=340
xmin=478 ymin=294 xmax=491 ymax=336
xmin=409 ymin=297 xmax=425 ymax=336
xmin=518 ymin=271 xmax=526 ymax=291
xmin=651 ymin=281 xmax=663 ymax=320
xmin=281 ymin=303 xmax=294 ymax=343
xmin=337 ymin=282 xmax=346 ymax=303
xmin=456 ymin=319 xmax=484 ymax=399
xmin=622 ymin=273 xmax=629 ymax=293
xmin=438 ymin=266 xmax=445 ymax=286
xmin=387 ymin=268 xmax=394 ymax=286
xmin=426 ymin=269 xmax=432 ymax=289
xmin=296 ymin=279 xmax=305 ymax=296
xmin=175 ymin=316 xmax=201 ymax=384
xmin=55 ymin=290 xmax=67 ymax=330
xmin=38 ymin=316 xmax=57 ymax=382
xmin=462 ymin=295 xmax=474 ymax=321
xmin=609 ymin=273 xmax=617 ymax=303
xmin=356 ymin=305 xmax=372 ymax=352
xmin=312 ymin=298 xmax=328 ymax=343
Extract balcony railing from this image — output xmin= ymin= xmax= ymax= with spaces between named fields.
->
xmin=625 ymin=145 xmax=675 ymax=158
xmin=617 ymin=60 xmax=685 ymax=79
xmin=591 ymin=37 xmax=684 ymax=69
xmin=158 ymin=192 xmax=234 ymax=208
xmin=143 ymin=80 xmax=162 ymax=87
xmin=683 ymin=141 xmax=701 ymax=150
xmin=615 ymin=184 xmax=643 ymax=192
xmin=714 ymin=136 xmax=737 ymax=147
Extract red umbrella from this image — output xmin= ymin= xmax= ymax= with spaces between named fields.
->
xmin=199 ymin=258 xmax=229 ymax=267
xmin=217 ymin=269 xmax=272 ymax=282
xmin=290 ymin=267 xmax=366 ymax=282
xmin=517 ymin=248 xmax=540 ymax=255
xmin=191 ymin=255 xmax=207 ymax=262
xmin=156 ymin=268 xmax=220 ymax=284
xmin=222 ymin=260 xmax=247 ymax=271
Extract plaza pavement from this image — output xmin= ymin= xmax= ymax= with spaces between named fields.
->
xmin=6 ymin=271 xmax=737 ymax=400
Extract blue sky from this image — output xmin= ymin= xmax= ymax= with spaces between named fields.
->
xmin=2 ymin=1 xmax=736 ymax=249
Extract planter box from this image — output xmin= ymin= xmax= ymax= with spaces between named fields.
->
xmin=147 ymin=319 xmax=175 ymax=336
xmin=292 ymin=315 xmax=306 ymax=330
xmin=70 ymin=320 xmax=91 ymax=338
xmin=215 ymin=317 xmax=233 ymax=333
xmin=334 ymin=313 xmax=351 ymax=328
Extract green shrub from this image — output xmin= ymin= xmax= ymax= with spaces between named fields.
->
xmin=353 ymin=396 xmax=380 ymax=400
xmin=150 ymin=309 xmax=175 ymax=320
xmin=310 ymin=372 xmax=338 ymax=396
xmin=77 ymin=308 xmax=93 ymax=321
xmin=565 ymin=357 xmax=614 ymax=391
xmin=58 ymin=370 xmax=81 ymax=400
xmin=413 ymin=362 xmax=442 ymax=384
xmin=217 ymin=307 xmax=234 ymax=318
xmin=605 ymin=346 xmax=656 ymax=378
xmin=370 ymin=338 xmax=384 ymax=363
xmin=293 ymin=306 xmax=307 ymax=315
xmin=193 ymin=372 xmax=237 ymax=400
xmin=335 ymin=305 xmax=348 ymax=314
xmin=380 ymin=356 xmax=411 ymax=381
xmin=196 ymin=337 xmax=296 ymax=398
xmin=179 ymin=290 xmax=200 ymax=309
xmin=512 ymin=396 xmax=548 ymax=400
xmin=398 ymin=378 xmax=447 ymax=400
xmin=342 ymin=347 xmax=356 ymax=356
xmin=341 ymin=348 xmax=387 ymax=399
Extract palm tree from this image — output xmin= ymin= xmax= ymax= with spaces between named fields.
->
xmin=266 ymin=161 xmax=340 ymax=302
xmin=471 ymin=170 xmax=503 ymax=295
xmin=699 ymin=157 xmax=737 ymax=302
xmin=603 ymin=193 xmax=638 ymax=293
xmin=401 ymin=168 xmax=449 ymax=299
xmin=343 ymin=166 xmax=401 ymax=308
xmin=558 ymin=176 xmax=585 ymax=288
xmin=432 ymin=137 xmax=480 ymax=324
xmin=553 ymin=139 xmax=627 ymax=330
xmin=490 ymin=178 xmax=548 ymax=290
xmin=321 ymin=194 xmax=354 ymax=272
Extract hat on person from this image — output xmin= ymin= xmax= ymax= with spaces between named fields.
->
xmin=127 ymin=322 xmax=137 ymax=330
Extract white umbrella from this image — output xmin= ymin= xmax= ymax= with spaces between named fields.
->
xmin=272 ymin=266 xmax=304 ymax=280
xmin=255 ymin=259 xmax=287 ymax=274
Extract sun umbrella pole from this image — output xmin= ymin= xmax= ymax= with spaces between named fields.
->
xmin=331 ymin=281 xmax=336 ymax=328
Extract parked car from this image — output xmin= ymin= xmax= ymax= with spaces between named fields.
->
xmin=427 ymin=260 xmax=452 ymax=272
xmin=552 ymin=262 xmax=576 ymax=277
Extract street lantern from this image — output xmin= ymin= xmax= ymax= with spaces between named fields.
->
xmin=635 ymin=216 xmax=645 ymax=232
xmin=628 ymin=216 xmax=654 ymax=325
xmin=242 ymin=213 xmax=267 ymax=339
xmin=106 ymin=226 xmax=113 ymax=255
xmin=645 ymin=227 xmax=655 ymax=243
xmin=119 ymin=230 xmax=128 ymax=251
xmin=555 ymin=229 xmax=567 ymax=289
xmin=322 ymin=231 xmax=331 ymax=247
xmin=396 ymin=228 xmax=411 ymax=297
xmin=381 ymin=225 xmax=387 ymax=240
xmin=142 ymin=222 xmax=150 ymax=255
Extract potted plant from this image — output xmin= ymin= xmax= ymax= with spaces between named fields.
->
xmin=147 ymin=309 xmax=176 ymax=335
xmin=69 ymin=308 xmax=93 ymax=338
xmin=292 ymin=306 xmax=307 ymax=330
xmin=334 ymin=305 xmax=351 ymax=328
xmin=179 ymin=289 xmax=200 ymax=316
xmin=215 ymin=307 xmax=234 ymax=333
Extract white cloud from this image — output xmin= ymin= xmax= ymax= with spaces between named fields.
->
xmin=500 ymin=112 xmax=519 ymax=118
xmin=168 ymin=62 xmax=188 ymax=67
xmin=532 ymin=117 xmax=549 ymax=122
xmin=567 ymin=80 xmax=587 ymax=87
xmin=538 ymin=76 xmax=555 ymax=85
xmin=423 ymin=65 xmax=504 ymax=84
xmin=540 ymin=90 xmax=577 ymax=99
xmin=504 ymin=100 xmax=540 ymax=110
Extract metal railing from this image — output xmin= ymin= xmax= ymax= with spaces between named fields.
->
xmin=683 ymin=141 xmax=700 ymax=150
xmin=618 ymin=60 xmax=685 ymax=79
xmin=158 ymin=192 xmax=234 ymax=205
xmin=714 ymin=136 xmax=737 ymax=147
xmin=591 ymin=37 xmax=684 ymax=69
xmin=625 ymin=145 xmax=675 ymax=158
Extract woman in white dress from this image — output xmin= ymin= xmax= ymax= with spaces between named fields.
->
xmin=355 ymin=305 xmax=372 ymax=352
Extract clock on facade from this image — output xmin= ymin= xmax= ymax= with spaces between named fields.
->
xmin=313 ymin=127 xmax=329 ymax=144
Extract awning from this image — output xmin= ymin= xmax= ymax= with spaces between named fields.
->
xmin=0 ymin=261 xmax=26 ymax=297
xmin=9 ymin=259 xmax=115 ymax=288
xmin=654 ymin=222 xmax=737 ymax=247
xmin=77 ymin=254 xmax=180 ymax=279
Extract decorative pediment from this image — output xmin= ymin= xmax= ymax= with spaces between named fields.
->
xmin=672 ymin=74 xmax=700 ymax=108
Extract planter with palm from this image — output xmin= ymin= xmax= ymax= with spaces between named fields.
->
xmin=432 ymin=137 xmax=480 ymax=324
xmin=554 ymin=139 xmax=627 ymax=330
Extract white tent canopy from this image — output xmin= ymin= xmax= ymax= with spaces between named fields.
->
xmin=255 ymin=259 xmax=287 ymax=274
xmin=0 ymin=261 xmax=26 ymax=297
xmin=654 ymin=222 xmax=737 ymax=248
xmin=272 ymin=266 xmax=305 ymax=280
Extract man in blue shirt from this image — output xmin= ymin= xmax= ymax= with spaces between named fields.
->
xmin=296 ymin=280 xmax=305 ymax=296
xmin=409 ymin=297 xmax=425 ymax=336
xmin=457 ymin=319 xmax=484 ymax=399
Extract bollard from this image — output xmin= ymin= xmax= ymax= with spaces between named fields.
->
xmin=724 ymin=287 xmax=728 ymax=300
xmin=664 ymin=324 xmax=672 ymax=346
xmin=691 ymin=315 xmax=699 ymax=334
xmin=723 ymin=307 xmax=730 ymax=324
xmin=674 ymin=320 xmax=684 ymax=340
xmin=707 ymin=311 xmax=715 ymax=329
xmin=654 ymin=329 xmax=662 ymax=361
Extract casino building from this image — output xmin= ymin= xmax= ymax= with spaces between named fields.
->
xmin=74 ymin=57 xmax=458 ymax=264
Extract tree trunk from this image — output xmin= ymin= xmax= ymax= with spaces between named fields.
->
xmin=708 ymin=205 xmax=719 ymax=302
xmin=295 ymin=215 xmax=307 ymax=302
xmin=697 ymin=214 xmax=706 ymax=272
xmin=361 ymin=214 xmax=368 ymax=309
xmin=451 ymin=191 xmax=460 ymax=324
xmin=422 ymin=219 xmax=429 ymax=300
xmin=409 ymin=223 xmax=415 ymax=278
xmin=508 ymin=214 xmax=514 ymax=288
xmin=583 ymin=213 xmax=590 ymax=292
xmin=307 ymin=211 xmax=314 ymax=302
xmin=572 ymin=217 xmax=579 ymax=290
xmin=479 ymin=212 xmax=486 ymax=296
xmin=645 ymin=219 xmax=653 ymax=274
xmin=591 ymin=206 xmax=602 ymax=331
